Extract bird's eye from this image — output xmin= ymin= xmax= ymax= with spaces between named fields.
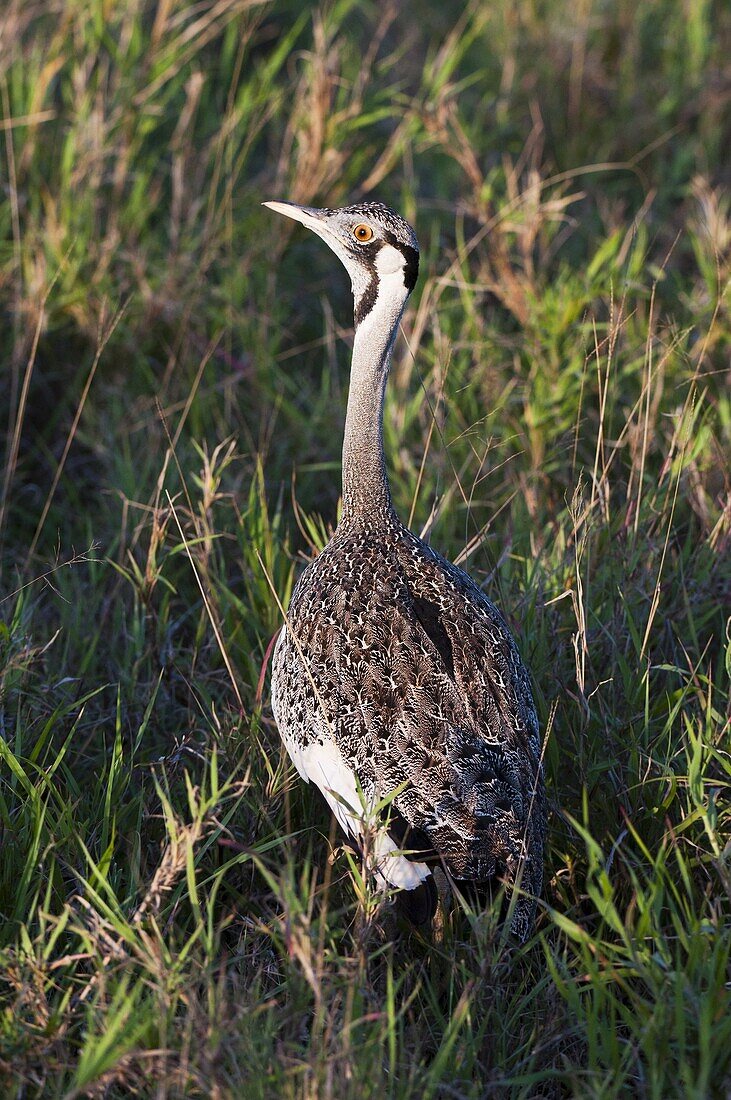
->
xmin=352 ymin=223 xmax=373 ymax=242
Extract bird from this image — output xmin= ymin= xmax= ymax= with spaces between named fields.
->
xmin=263 ymin=198 xmax=545 ymax=939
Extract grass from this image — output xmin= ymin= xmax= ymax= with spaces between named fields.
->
xmin=1 ymin=0 xmax=729 ymax=1095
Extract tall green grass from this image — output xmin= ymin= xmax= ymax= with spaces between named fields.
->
xmin=1 ymin=1 xmax=729 ymax=1095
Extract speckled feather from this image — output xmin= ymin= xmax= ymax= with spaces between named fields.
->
xmin=266 ymin=198 xmax=545 ymax=940
xmin=271 ymin=507 xmax=544 ymax=939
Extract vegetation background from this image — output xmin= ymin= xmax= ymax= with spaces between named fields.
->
xmin=1 ymin=0 xmax=730 ymax=1096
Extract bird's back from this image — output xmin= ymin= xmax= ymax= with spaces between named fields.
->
xmin=271 ymin=514 xmax=544 ymax=938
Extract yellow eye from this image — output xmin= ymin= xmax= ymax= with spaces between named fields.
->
xmin=352 ymin=223 xmax=373 ymax=242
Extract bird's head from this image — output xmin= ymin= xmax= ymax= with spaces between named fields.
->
xmin=263 ymin=200 xmax=419 ymax=327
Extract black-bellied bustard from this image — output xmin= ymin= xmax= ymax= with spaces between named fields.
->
xmin=264 ymin=199 xmax=545 ymax=939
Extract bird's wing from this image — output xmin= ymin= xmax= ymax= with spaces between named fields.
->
xmin=272 ymin=533 xmax=544 ymax=934
xmin=356 ymin=533 xmax=544 ymax=901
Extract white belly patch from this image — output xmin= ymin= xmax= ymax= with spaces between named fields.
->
xmin=294 ymin=738 xmax=431 ymax=891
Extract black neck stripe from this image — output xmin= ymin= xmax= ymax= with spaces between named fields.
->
xmin=400 ymin=243 xmax=419 ymax=293
xmin=354 ymin=269 xmax=379 ymax=327
xmin=382 ymin=231 xmax=419 ymax=293
xmin=353 ymin=236 xmax=420 ymax=327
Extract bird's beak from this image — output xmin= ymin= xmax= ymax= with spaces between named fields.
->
xmin=262 ymin=200 xmax=329 ymax=237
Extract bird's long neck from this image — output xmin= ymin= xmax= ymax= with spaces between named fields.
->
xmin=341 ymin=277 xmax=408 ymax=524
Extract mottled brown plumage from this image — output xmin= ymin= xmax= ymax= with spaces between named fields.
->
xmin=264 ymin=199 xmax=545 ymax=939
